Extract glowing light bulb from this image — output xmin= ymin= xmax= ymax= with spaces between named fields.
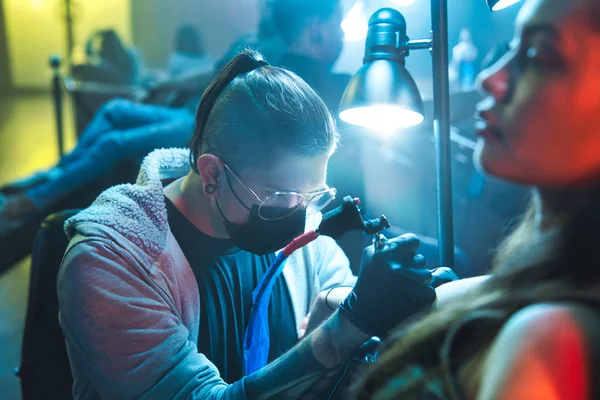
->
xmin=341 ymin=1 xmax=368 ymax=42
xmin=491 ymin=0 xmax=522 ymax=11
xmin=390 ymin=0 xmax=417 ymax=6
xmin=392 ymin=0 xmax=417 ymax=7
xmin=339 ymin=104 xmax=424 ymax=136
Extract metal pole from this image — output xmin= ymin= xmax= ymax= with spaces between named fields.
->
xmin=430 ymin=0 xmax=454 ymax=268
xmin=64 ymin=0 xmax=75 ymax=68
xmin=50 ymin=55 xmax=65 ymax=158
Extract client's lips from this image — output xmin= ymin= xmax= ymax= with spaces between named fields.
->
xmin=475 ymin=98 xmax=503 ymax=142
xmin=475 ymin=119 xmax=503 ymax=141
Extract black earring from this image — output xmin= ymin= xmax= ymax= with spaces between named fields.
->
xmin=205 ymin=184 xmax=216 ymax=194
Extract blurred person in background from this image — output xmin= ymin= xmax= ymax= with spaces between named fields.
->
xmin=167 ymin=0 xmax=350 ymax=112
xmin=0 ymin=95 xmax=195 ymax=229
xmin=168 ymin=24 xmax=215 ymax=77
xmin=81 ymin=29 xmax=142 ymax=85
xmin=272 ymin=0 xmax=348 ymax=111
xmin=356 ymin=0 xmax=600 ymax=398
xmin=214 ymin=0 xmax=287 ymax=71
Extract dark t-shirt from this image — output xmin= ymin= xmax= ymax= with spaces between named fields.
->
xmin=164 ymin=196 xmax=298 ymax=382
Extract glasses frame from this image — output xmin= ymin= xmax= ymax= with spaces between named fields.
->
xmin=223 ymin=163 xmax=337 ymax=221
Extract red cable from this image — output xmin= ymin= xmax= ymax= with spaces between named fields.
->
xmin=282 ymin=230 xmax=320 ymax=257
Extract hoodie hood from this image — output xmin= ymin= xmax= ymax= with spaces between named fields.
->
xmin=64 ymin=148 xmax=192 ymax=260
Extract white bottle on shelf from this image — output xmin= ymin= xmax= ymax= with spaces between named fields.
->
xmin=449 ymin=29 xmax=479 ymax=91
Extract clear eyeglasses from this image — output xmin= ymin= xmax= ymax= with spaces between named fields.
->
xmin=223 ymin=163 xmax=337 ymax=221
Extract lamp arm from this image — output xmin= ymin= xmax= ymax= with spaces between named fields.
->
xmin=396 ymin=38 xmax=431 ymax=58
xmin=407 ymin=38 xmax=433 ymax=51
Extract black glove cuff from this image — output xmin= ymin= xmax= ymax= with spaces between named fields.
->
xmin=338 ymin=292 xmax=377 ymax=337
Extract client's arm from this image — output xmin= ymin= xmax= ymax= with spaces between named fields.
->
xmin=434 ymin=276 xmax=489 ymax=309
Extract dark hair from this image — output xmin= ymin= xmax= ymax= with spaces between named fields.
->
xmin=189 ymin=49 xmax=338 ymax=173
xmin=271 ymin=0 xmax=340 ymax=45
xmin=587 ymin=0 xmax=600 ymax=32
xmin=85 ymin=29 xmax=139 ymax=83
xmin=175 ymin=24 xmax=204 ymax=56
xmin=97 ymin=30 xmax=127 ymax=65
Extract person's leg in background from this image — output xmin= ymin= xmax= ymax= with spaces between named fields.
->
xmin=2 ymin=99 xmax=192 ymax=191
xmin=0 ymin=109 xmax=194 ymax=223
xmin=60 ymin=99 xmax=191 ymax=165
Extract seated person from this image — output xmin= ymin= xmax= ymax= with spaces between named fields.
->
xmin=80 ymin=29 xmax=141 ymax=85
xmin=0 ymin=99 xmax=195 ymax=225
xmin=214 ymin=2 xmax=287 ymax=72
xmin=356 ymin=0 xmax=600 ymax=398
xmin=271 ymin=0 xmax=350 ymax=112
xmin=163 ymin=0 xmax=350 ymax=115
xmin=56 ymin=50 xmax=451 ymax=399
xmin=168 ymin=24 xmax=215 ymax=77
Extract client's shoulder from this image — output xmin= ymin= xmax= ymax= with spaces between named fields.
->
xmin=476 ymin=301 xmax=600 ymax=400
xmin=499 ymin=301 xmax=600 ymax=348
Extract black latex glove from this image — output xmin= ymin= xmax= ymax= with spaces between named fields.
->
xmin=339 ymin=234 xmax=436 ymax=337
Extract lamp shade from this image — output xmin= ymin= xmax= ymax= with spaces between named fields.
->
xmin=486 ymin=0 xmax=522 ymax=11
xmin=338 ymin=8 xmax=424 ymax=133
xmin=339 ymin=60 xmax=424 ymax=131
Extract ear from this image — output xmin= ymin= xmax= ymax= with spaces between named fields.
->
xmin=197 ymin=154 xmax=224 ymax=197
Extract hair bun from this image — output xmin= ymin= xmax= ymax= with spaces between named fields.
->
xmin=235 ymin=50 xmax=269 ymax=76
xmin=189 ymin=49 xmax=271 ymax=173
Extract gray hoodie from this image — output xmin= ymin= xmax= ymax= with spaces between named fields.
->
xmin=57 ymin=148 xmax=356 ymax=399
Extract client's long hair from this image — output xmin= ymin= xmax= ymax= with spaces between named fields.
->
xmin=356 ymin=184 xmax=600 ymax=398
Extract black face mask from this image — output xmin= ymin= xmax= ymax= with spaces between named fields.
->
xmin=216 ymin=201 xmax=307 ymax=255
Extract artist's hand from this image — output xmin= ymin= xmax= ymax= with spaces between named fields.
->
xmin=339 ymin=234 xmax=436 ymax=337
